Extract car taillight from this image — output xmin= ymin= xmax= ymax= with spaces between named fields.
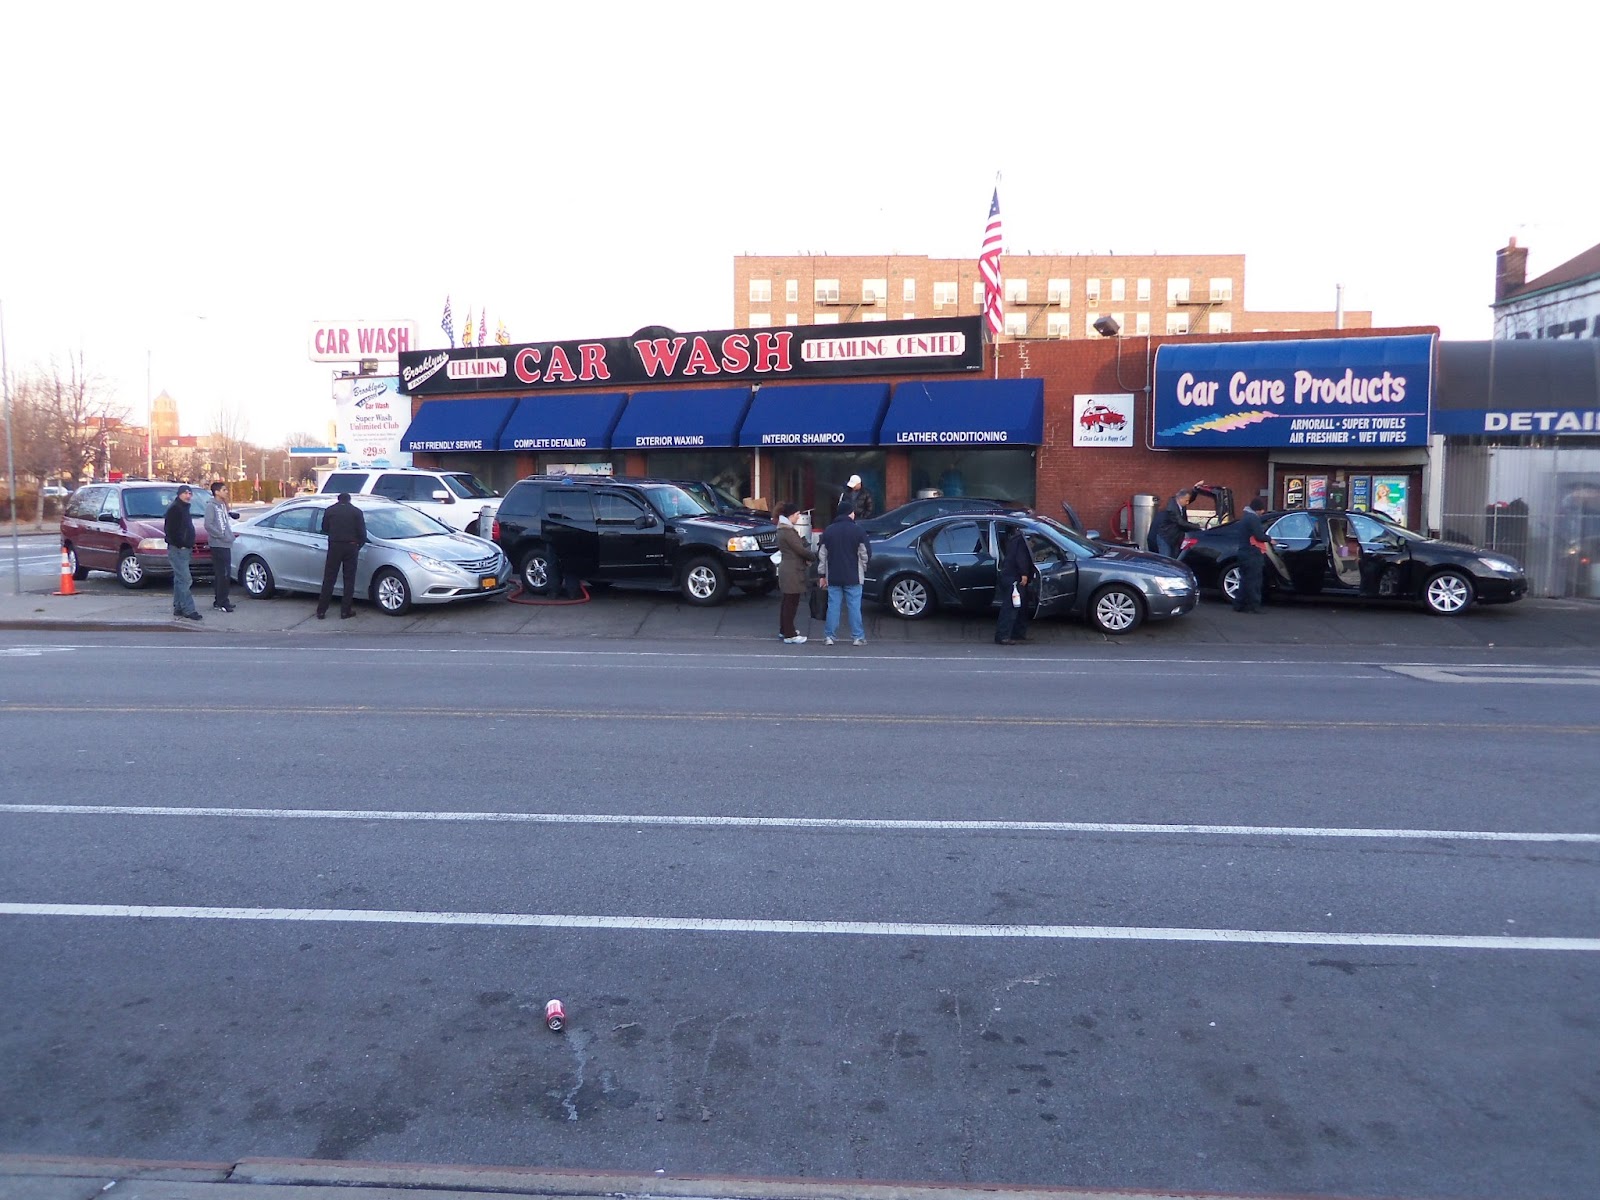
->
xmin=491 ymin=518 xmax=501 ymax=541
xmin=1178 ymin=535 xmax=1197 ymax=552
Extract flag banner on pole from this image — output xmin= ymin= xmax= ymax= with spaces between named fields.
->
xmin=980 ymin=187 xmax=1004 ymax=341
xmin=463 ymin=309 xmax=475 ymax=349
xmin=478 ymin=307 xmax=487 ymax=347
xmin=495 ymin=319 xmax=510 ymax=345
xmin=441 ymin=296 xmax=455 ymax=348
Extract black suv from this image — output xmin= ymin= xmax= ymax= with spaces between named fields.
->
xmin=493 ymin=476 xmax=778 ymax=605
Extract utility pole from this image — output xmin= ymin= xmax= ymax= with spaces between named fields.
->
xmin=3 ymin=299 xmax=22 ymax=595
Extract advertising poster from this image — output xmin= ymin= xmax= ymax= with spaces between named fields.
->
xmin=1350 ymin=475 xmax=1372 ymax=511
xmin=1072 ymin=393 xmax=1135 ymax=447
xmin=1307 ymin=475 xmax=1328 ymax=507
xmin=1284 ymin=476 xmax=1306 ymax=509
xmin=332 ymin=376 xmax=412 ymax=470
xmin=1372 ymin=476 xmax=1408 ymax=523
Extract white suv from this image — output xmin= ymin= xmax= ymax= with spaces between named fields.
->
xmin=318 ymin=467 xmax=502 ymax=535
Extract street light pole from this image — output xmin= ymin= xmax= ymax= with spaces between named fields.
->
xmin=146 ymin=349 xmax=153 ymax=477
xmin=3 ymin=299 xmax=22 ymax=596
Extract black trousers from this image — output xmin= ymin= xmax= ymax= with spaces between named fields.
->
xmin=995 ymin=577 xmax=1031 ymax=642
xmin=1235 ymin=550 xmax=1264 ymax=611
xmin=211 ymin=547 xmax=232 ymax=607
xmin=778 ymin=591 xmax=802 ymax=638
xmin=318 ymin=540 xmax=361 ymax=616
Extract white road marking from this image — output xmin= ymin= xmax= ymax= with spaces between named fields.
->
xmin=1 ymin=902 xmax=1594 ymax=951
xmin=1386 ymin=664 xmax=1600 ymax=685
xmin=3 ymin=804 xmax=1595 ymax=844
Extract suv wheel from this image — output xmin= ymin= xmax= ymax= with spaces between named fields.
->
xmin=117 ymin=551 xmax=147 ymax=589
xmin=519 ymin=547 xmax=559 ymax=595
xmin=681 ymin=556 xmax=728 ymax=606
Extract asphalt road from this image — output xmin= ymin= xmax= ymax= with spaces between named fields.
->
xmin=1 ymin=532 xmax=63 ymax=581
xmin=0 ymin=632 xmax=1596 ymax=1200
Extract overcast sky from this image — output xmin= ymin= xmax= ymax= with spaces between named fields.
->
xmin=1 ymin=0 xmax=1593 ymax=447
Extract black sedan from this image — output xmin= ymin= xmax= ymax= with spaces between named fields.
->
xmin=857 ymin=496 xmax=1021 ymax=538
xmin=1179 ymin=508 xmax=1527 ymax=615
xmin=862 ymin=513 xmax=1198 ymax=634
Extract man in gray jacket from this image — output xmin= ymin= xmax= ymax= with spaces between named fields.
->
xmin=204 ymin=482 xmax=237 ymax=612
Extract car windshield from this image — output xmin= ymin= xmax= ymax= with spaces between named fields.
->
xmin=363 ymin=506 xmax=453 ymax=540
xmin=640 ymin=484 xmax=707 ymax=519
xmin=673 ymin=482 xmax=718 ymax=513
xmin=123 ymin=487 xmax=205 ymax=520
xmin=707 ymin=483 xmax=745 ymax=511
xmin=443 ymin=474 xmax=496 ymax=499
xmin=1029 ymin=514 xmax=1102 ymax=557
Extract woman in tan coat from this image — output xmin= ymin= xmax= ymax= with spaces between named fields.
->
xmin=775 ymin=501 xmax=817 ymax=644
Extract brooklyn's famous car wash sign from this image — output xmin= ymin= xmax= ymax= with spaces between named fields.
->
xmin=397 ymin=316 xmax=983 ymax=396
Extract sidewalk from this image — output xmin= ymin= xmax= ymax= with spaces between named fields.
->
xmin=1 ymin=569 xmax=1597 ymax=654
xmin=0 ymin=1153 xmax=1263 ymax=1200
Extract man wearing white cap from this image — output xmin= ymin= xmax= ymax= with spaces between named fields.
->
xmin=835 ymin=474 xmax=874 ymax=521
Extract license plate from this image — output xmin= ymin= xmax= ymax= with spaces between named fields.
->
xmin=481 ymin=576 xmax=497 ymax=589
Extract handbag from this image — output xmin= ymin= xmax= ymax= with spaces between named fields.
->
xmin=807 ymin=583 xmax=828 ymax=621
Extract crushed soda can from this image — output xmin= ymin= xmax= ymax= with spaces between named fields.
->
xmin=545 ymin=999 xmax=565 ymax=1032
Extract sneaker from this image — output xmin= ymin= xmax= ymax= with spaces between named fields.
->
xmin=182 ymin=611 xmax=202 ymax=621
xmin=825 ymin=636 xmax=836 ymax=646
xmin=852 ymin=637 xmax=866 ymax=647
xmin=783 ymin=635 xmax=808 ymax=645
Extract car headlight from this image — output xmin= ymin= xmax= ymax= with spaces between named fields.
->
xmin=726 ymin=536 xmax=761 ymax=553
xmin=1476 ymin=556 xmax=1521 ymax=575
xmin=408 ymin=552 xmax=459 ymax=573
xmin=137 ymin=537 xmax=167 ymax=552
xmin=1153 ymin=575 xmax=1194 ymax=596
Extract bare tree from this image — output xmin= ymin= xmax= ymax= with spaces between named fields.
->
xmin=5 ymin=373 xmax=63 ymax=522
xmin=209 ymin=404 xmax=251 ymax=483
xmin=45 ymin=351 xmax=126 ymax=485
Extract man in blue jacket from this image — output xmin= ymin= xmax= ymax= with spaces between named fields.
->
xmin=818 ymin=507 xmax=871 ymax=647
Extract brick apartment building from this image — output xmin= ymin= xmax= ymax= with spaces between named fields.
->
xmin=732 ymin=253 xmax=1370 ymax=339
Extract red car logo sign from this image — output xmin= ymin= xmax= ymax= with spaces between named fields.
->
xmin=1079 ymin=404 xmax=1126 ymax=431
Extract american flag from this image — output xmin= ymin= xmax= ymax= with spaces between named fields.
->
xmin=495 ymin=318 xmax=510 ymax=345
xmin=440 ymin=296 xmax=455 ymax=347
xmin=979 ymin=187 xmax=1004 ymax=341
xmin=478 ymin=306 xmax=487 ymax=347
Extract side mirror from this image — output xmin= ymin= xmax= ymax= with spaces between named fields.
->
xmin=432 ymin=489 xmax=453 ymax=503
xmin=1085 ymin=529 xmax=1102 ymax=541
xmin=229 ymin=510 xmax=242 ymax=519
xmin=635 ymin=513 xmax=657 ymax=529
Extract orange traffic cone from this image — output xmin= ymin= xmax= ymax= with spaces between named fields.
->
xmin=54 ymin=548 xmax=77 ymax=596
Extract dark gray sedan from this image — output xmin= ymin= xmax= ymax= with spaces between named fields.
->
xmin=862 ymin=513 xmax=1198 ymax=634
xmin=232 ymin=494 xmax=510 ymax=616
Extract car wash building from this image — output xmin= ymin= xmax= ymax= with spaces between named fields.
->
xmin=1433 ymin=338 xmax=1600 ymax=596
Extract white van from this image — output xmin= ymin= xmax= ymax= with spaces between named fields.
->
xmin=318 ymin=467 xmax=501 ymax=535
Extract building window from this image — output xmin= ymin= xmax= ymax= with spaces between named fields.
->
xmin=1003 ymin=312 xmax=1028 ymax=337
xmin=1168 ymin=278 xmax=1191 ymax=304
xmin=902 ymin=312 xmax=915 ymax=320
xmin=1111 ymin=312 xmax=1125 ymax=334
xmin=933 ymin=281 xmax=958 ymax=307
xmin=1046 ymin=312 xmax=1072 ymax=338
xmin=1137 ymin=278 xmax=1151 ymax=302
xmin=903 ymin=278 xmax=915 ymax=303
xmin=1166 ymin=312 xmax=1190 ymax=334
xmin=1111 ymin=278 xmax=1126 ymax=302
xmin=1134 ymin=312 xmax=1150 ymax=335
xmin=1209 ymin=277 xmax=1233 ymax=302
xmin=1047 ymin=278 xmax=1069 ymax=305
xmin=749 ymin=279 xmax=771 ymax=304
xmin=1005 ymin=278 xmax=1028 ymax=304
xmin=785 ymin=312 xmax=798 ymax=326
xmin=1085 ymin=311 xmax=1101 ymax=337
xmin=863 ymin=278 xmax=886 ymax=304
xmin=815 ymin=279 xmax=840 ymax=304
xmin=748 ymin=312 xmax=771 ymax=327
xmin=1208 ymin=311 xmax=1232 ymax=333
xmin=972 ymin=281 xmax=985 ymax=306
xmin=785 ymin=279 xmax=798 ymax=303
xmin=1085 ymin=279 xmax=1101 ymax=305
xmin=813 ymin=313 xmax=839 ymax=324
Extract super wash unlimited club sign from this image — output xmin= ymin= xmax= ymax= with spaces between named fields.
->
xmin=398 ymin=317 xmax=984 ymax=396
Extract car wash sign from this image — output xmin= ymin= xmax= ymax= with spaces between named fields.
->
xmin=1152 ymin=335 xmax=1433 ymax=449
xmin=397 ymin=317 xmax=984 ymax=396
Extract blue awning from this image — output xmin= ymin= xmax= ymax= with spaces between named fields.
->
xmin=737 ymin=383 xmax=891 ymax=448
xmin=401 ymin=397 xmax=519 ymax=453
xmin=880 ymin=379 xmax=1044 ymax=446
xmin=611 ymin=387 xmax=753 ymax=451
xmin=497 ymin=392 xmax=629 ymax=452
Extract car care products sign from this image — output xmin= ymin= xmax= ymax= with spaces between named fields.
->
xmin=333 ymin=376 xmax=412 ymax=470
xmin=1073 ymin=394 xmax=1135 ymax=447
xmin=1152 ymin=335 xmax=1433 ymax=449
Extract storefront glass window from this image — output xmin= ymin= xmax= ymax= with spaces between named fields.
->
xmin=435 ymin=454 xmax=520 ymax=495
xmin=643 ymin=452 xmax=752 ymax=506
xmin=907 ymin=448 xmax=1035 ymax=508
xmin=765 ymin=450 xmax=885 ymax=521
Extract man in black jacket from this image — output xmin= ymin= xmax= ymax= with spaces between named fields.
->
xmin=1152 ymin=488 xmax=1202 ymax=558
xmin=165 ymin=484 xmax=202 ymax=621
xmin=1233 ymin=496 xmax=1269 ymax=613
xmin=995 ymin=524 xmax=1035 ymax=644
xmin=316 ymin=493 xmax=367 ymax=619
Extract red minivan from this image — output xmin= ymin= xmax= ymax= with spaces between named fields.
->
xmin=60 ymin=482 xmax=217 ymax=588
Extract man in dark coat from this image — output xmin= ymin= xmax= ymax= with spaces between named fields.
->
xmin=1152 ymin=488 xmax=1202 ymax=558
xmin=1233 ymin=496 xmax=1269 ymax=613
xmin=817 ymin=506 xmax=871 ymax=646
xmin=164 ymin=484 xmax=202 ymax=621
xmin=774 ymin=501 xmax=817 ymax=644
xmin=835 ymin=474 xmax=874 ymax=521
xmin=317 ymin=493 xmax=367 ymax=619
xmin=995 ymin=523 xmax=1035 ymax=644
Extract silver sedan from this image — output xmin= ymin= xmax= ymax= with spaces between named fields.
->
xmin=232 ymin=494 xmax=510 ymax=616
